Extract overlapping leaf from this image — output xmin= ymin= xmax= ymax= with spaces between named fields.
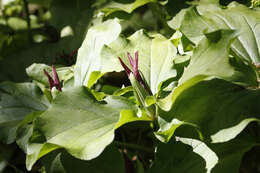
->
xmin=158 ymin=29 xmax=258 ymax=111
xmin=75 ymin=19 xmax=179 ymax=95
xmin=41 ymin=145 xmax=125 ymax=173
xmin=74 ymin=19 xmax=122 ymax=86
xmin=168 ymin=1 xmax=260 ymax=63
xmin=23 ymin=86 xmax=150 ymax=170
xmin=150 ymin=134 xmax=256 ymax=173
xmin=0 ymin=82 xmax=49 ymax=143
xmin=156 ymin=79 xmax=260 ymax=143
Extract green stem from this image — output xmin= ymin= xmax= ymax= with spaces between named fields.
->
xmin=114 ymin=141 xmax=154 ymax=154
xmin=23 ymin=0 xmax=32 ymax=42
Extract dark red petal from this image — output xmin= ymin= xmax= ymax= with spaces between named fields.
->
xmin=134 ymin=51 xmax=139 ymax=70
xmin=52 ymin=65 xmax=62 ymax=91
xmin=132 ymin=51 xmax=140 ymax=79
xmin=119 ymin=57 xmax=131 ymax=77
xmin=43 ymin=69 xmax=55 ymax=90
xmin=127 ymin=52 xmax=135 ymax=69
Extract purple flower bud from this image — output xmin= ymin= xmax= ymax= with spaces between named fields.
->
xmin=118 ymin=51 xmax=147 ymax=90
xmin=118 ymin=57 xmax=131 ymax=77
xmin=43 ymin=65 xmax=62 ymax=91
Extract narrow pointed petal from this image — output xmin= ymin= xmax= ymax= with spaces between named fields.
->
xmin=52 ymin=65 xmax=62 ymax=91
xmin=134 ymin=51 xmax=139 ymax=70
xmin=119 ymin=57 xmax=131 ymax=77
xmin=133 ymin=51 xmax=140 ymax=78
xmin=52 ymin=65 xmax=60 ymax=84
xmin=127 ymin=52 xmax=135 ymax=69
xmin=43 ymin=69 xmax=55 ymax=90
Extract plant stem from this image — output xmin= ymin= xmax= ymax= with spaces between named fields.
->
xmin=114 ymin=141 xmax=154 ymax=154
xmin=23 ymin=0 xmax=32 ymax=42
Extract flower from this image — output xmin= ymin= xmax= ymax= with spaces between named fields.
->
xmin=118 ymin=51 xmax=147 ymax=90
xmin=43 ymin=65 xmax=62 ymax=91
xmin=118 ymin=51 xmax=156 ymax=119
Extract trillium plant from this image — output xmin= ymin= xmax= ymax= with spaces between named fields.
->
xmin=1 ymin=0 xmax=260 ymax=172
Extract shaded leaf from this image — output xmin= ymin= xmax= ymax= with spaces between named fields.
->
xmin=169 ymin=2 xmax=260 ymax=63
xmin=157 ymin=79 xmax=260 ymax=142
xmin=27 ymin=86 xmax=150 ymax=169
xmin=74 ymin=19 xmax=122 ymax=86
xmin=0 ymin=82 xmax=49 ymax=143
xmin=41 ymin=145 xmax=125 ymax=173
xmin=150 ymin=134 xmax=256 ymax=173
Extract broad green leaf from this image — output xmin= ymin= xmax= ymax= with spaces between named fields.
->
xmin=169 ymin=2 xmax=260 ymax=63
xmin=158 ymin=30 xmax=258 ymax=112
xmin=149 ymin=138 xmax=209 ymax=173
xmin=102 ymin=0 xmax=168 ymax=16
xmin=157 ymin=79 xmax=260 ymax=143
xmin=176 ymin=137 xmax=218 ymax=173
xmin=210 ymin=118 xmax=260 ymax=143
xmin=210 ymin=133 xmax=256 ymax=173
xmin=16 ymin=111 xmax=43 ymax=153
xmin=150 ymin=134 xmax=256 ymax=173
xmin=41 ymin=145 xmax=125 ymax=173
xmin=27 ymin=86 xmax=151 ymax=169
xmin=101 ymin=32 xmax=177 ymax=94
xmin=150 ymin=34 xmax=178 ymax=93
xmin=179 ymin=30 xmax=258 ymax=87
xmin=15 ymin=111 xmax=59 ymax=170
xmin=158 ymin=75 xmax=208 ymax=111
xmin=0 ymin=82 xmax=49 ymax=143
xmin=74 ymin=19 xmax=122 ymax=86
xmin=75 ymin=18 xmax=178 ymax=93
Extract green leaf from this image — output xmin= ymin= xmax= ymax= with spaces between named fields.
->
xmin=150 ymin=134 xmax=256 ymax=173
xmin=210 ymin=134 xmax=256 ymax=173
xmin=158 ymin=29 xmax=258 ymax=112
xmin=101 ymin=0 xmax=168 ymax=17
xmin=169 ymin=2 xmax=260 ymax=63
xmin=149 ymin=137 xmax=210 ymax=173
xmin=27 ymin=86 xmax=151 ymax=169
xmin=75 ymin=19 xmax=179 ymax=93
xmin=101 ymin=31 xmax=178 ymax=94
xmin=74 ymin=19 xmax=122 ymax=86
xmin=157 ymin=79 xmax=260 ymax=143
xmin=0 ymin=82 xmax=49 ymax=143
xmin=87 ymin=71 xmax=104 ymax=88
xmin=41 ymin=145 xmax=125 ymax=173
xmin=150 ymin=34 xmax=178 ymax=93
xmin=179 ymin=30 xmax=258 ymax=87
xmin=210 ymin=118 xmax=260 ymax=143
xmin=113 ymin=86 xmax=133 ymax=96
xmin=176 ymin=137 xmax=218 ymax=173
